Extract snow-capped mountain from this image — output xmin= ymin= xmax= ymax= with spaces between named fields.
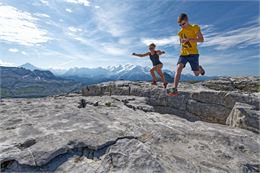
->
xmin=48 ymin=68 xmax=67 ymax=76
xmin=19 ymin=63 xmax=40 ymax=71
xmin=20 ymin=63 xmax=67 ymax=76
xmin=107 ymin=64 xmax=132 ymax=73
xmin=111 ymin=65 xmax=151 ymax=81
xmin=61 ymin=64 xmax=213 ymax=83
xmin=20 ymin=63 xmax=213 ymax=84
xmin=106 ymin=64 xmax=149 ymax=74
xmin=107 ymin=64 xmax=175 ymax=77
xmin=20 ymin=63 xmax=174 ymax=80
xmin=64 ymin=67 xmax=110 ymax=78
xmin=62 ymin=64 xmax=156 ymax=80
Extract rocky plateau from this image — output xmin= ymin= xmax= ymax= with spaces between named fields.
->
xmin=0 ymin=77 xmax=259 ymax=173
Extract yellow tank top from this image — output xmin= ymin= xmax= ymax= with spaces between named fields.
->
xmin=178 ymin=24 xmax=201 ymax=56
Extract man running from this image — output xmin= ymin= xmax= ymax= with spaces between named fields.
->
xmin=132 ymin=43 xmax=168 ymax=88
xmin=168 ymin=13 xmax=205 ymax=96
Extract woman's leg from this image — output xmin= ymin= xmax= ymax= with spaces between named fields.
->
xmin=156 ymin=64 xmax=166 ymax=83
xmin=150 ymin=66 xmax=157 ymax=81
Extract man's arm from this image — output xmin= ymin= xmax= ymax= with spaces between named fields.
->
xmin=180 ymin=38 xmax=189 ymax=43
xmin=189 ymin=30 xmax=204 ymax=43
xmin=132 ymin=52 xmax=150 ymax=57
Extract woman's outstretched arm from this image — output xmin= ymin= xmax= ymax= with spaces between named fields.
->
xmin=155 ymin=50 xmax=166 ymax=55
xmin=132 ymin=52 xmax=150 ymax=57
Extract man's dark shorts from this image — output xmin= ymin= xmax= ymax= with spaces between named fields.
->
xmin=177 ymin=54 xmax=199 ymax=71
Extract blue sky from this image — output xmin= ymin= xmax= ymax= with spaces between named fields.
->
xmin=0 ymin=0 xmax=259 ymax=76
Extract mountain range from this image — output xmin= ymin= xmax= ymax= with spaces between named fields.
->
xmin=0 ymin=63 xmax=214 ymax=98
xmin=19 ymin=63 xmax=213 ymax=84
xmin=0 ymin=66 xmax=81 ymax=98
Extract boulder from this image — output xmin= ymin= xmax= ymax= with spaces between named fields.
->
xmin=202 ymin=77 xmax=260 ymax=92
xmin=226 ymin=102 xmax=260 ymax=133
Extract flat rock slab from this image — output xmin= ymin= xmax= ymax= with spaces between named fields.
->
xmin=82 ymin=80 xmax=260 ymax=132
xmin=0 ymin=94 xmax=259 ymax=173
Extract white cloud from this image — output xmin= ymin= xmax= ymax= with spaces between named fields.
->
xmin=67 ymin=32 xmax=74 ymax=36
xmin=74 ymin=37 xmax=88 ymax=44
xmin=94 ymin=5 xmax=100 ymax=9
xmin=198 ymin=53 xmax=260 ymax=68
xmin=40 ymin=0 xmax=49 ymax=6
xmin=65 ymin=0 xmax=90 ymax=6
xmin=141 ymin=23 xmax=260 ymax=50
xmin=200 ymin=24 xmax=214 ymax=31
xmin=65 ymin=8 xmax=72 ymax=13
xmin=0 ymin=59 xmax=14 ymax=66
xmin=102 ymin=44 xmax=127 ymax=56
xmin=93 ymin=3 xmax=131 ymax=37
xmin=68 ymin=26 xmax=82 ymax=32
xmin=74 ymin=36 xmax=127 ymax=56
xmin=202 ymin=24 xmax=260 ymax=50
xmin=141 ymin=35 xmax=179 ymax=46
xmin=21 ymin=51 xmax=27 ymax=55
xmin=33 ymin=13 xmax=50 ymax=18
xmin=0 ymin=5 xmax=50 ymax=46
xmin=118 ymin=38 xmax=135 ymax=45
xmin=8 ymin=48 xmax=19 ymax=53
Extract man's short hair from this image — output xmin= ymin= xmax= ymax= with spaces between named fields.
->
xmin=178 ymin=13 xmax=188 ymax=23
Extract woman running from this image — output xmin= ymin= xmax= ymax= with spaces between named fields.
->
xmin=132 ymin=43 xmax=168 ymax=88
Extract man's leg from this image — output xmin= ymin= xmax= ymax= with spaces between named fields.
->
xmin=189 ymin=55 xmax=203 ymax=76
xmin=193 ymin=67 xmax=205 ymax=76
xmin=199 ymin=65 xmax=205 ymax=75
xmin=193 ymin=70 xmax=200 ymax=76
xmin=155 ymin=64 xmax=166 ymax=83
xmin=150 ymin=66 xmax=157 ymax=82
xmin=168 ymin=56 xmax=187 ymax=95
xmin=173 ymin=63 xmax=184 ymax=89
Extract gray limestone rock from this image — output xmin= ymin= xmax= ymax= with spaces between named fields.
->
xmin=1 ymin=77 xmax=259 ymax=173
xmin=226 ymin=102 xmax=260 ymax=133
